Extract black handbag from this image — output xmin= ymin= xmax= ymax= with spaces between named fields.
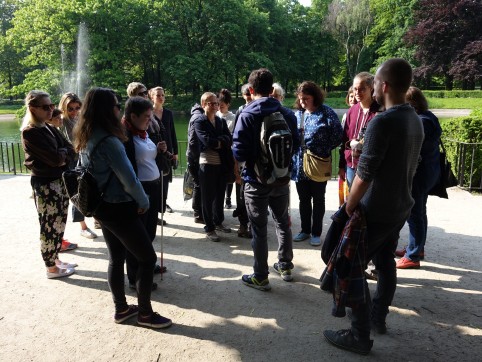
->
xmin=62 ymin=136 xmax=113 ymax=217
xmin=429 ymin=140 xmax=458 ymax=199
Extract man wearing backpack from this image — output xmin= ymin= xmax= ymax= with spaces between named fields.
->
xmin=232 ymin=68 xmax=300 ymax=291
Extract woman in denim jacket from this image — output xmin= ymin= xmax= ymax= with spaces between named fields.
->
xmin=291 ymin=81 xmax=343 ymax=246
xmin=74 ymin=88 xmax=171 ymax=329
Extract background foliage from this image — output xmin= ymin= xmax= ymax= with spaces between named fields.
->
xmin=0 ymin=0 xmax=481 ymax=102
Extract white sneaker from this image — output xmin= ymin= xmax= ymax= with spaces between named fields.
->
xmin=80 ymin=228 xmax=97 ymax=239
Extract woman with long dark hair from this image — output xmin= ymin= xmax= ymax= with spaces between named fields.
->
xmin=74 ymin=88 xmax=171 ymax=328
xmin=21 ymin=90 xmax=77 ymax=278
xmin=396 ymin=87 xmax=442 ymax=269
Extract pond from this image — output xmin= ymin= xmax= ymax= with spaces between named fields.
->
xmin=0 ymin=113 xmax=192 ymax=143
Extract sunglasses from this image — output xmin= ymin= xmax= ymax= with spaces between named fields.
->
xmin=32 ymin=104 xmax=55 ymax=111
xmin=138 ymin=91 xmax=148 ymax=96
xmin=207 ymin=101 xmax=219 ymax=106
xmin=68 ymin=106 xmax=81 ymax=112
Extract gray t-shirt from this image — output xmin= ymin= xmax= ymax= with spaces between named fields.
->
xmin=357 ymin=104 xmax=424 ymax=224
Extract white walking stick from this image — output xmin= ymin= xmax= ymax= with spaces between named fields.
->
xmin=160 ymin=173 xmax=164 ymax=281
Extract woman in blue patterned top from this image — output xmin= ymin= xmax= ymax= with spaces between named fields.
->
xmin=291 ymin=81 xmax=343 ymax=246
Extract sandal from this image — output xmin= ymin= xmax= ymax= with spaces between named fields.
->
xmin=46 ymin=267 xmax=75 ymax=279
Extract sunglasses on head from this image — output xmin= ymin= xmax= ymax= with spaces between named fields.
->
xmin=32 ymin=104 xmax=55 ymax=111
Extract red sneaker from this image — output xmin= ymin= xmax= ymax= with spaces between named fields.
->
xmin=396 ymin=257 xmax=420 ymax=269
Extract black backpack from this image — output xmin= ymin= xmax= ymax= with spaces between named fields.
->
xmin=254 ymin=112 xmax=293 ymax=187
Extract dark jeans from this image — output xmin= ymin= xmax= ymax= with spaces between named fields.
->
xmin=244 ymin=182 xmax=293 ymax=279
xmin=159 ymin=173 xmax=170 ymax=213
xmin=189 ymin=164 xmax=203 ymax=219
xmin=235 ymin=182 xmax=249 ymax=227
xmin=350 ymin=220 xmax=405 ymax=339
xmin=71 ymin=204 xmax=85 ymax=223
xmin=99 ymin=212 xmax=157 ymax=316
xmin=295 ymin=179 xmax=327 ymax=237
xmin=126 ymin=178 xmax=160 ymax=285
xmin=225 ymin=183 xmax=233 ymax=204
xmin=199 ymin=164 xmax=226 ymax=232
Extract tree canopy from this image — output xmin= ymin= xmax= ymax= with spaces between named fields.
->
xmin=0 ymin=0 xmax=480 ymax=101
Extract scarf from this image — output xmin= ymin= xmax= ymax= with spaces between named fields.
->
xmin=123 ymin=118 xmax=147 ymax=139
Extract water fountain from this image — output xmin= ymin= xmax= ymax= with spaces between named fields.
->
xmin=60 ymin=23 xmax=90 ymax=98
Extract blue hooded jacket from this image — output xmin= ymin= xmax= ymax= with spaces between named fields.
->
xmin=232 ymin=97 xmax=300 ymax=184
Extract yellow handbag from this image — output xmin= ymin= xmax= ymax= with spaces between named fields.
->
xmin=303 ymin=150 xmax=332 ymax=182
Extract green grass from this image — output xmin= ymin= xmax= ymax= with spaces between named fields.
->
xmin=0 ymin=105 xmax=22 ymax=114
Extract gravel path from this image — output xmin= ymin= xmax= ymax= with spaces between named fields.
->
xmin=0 ymin=175 xmax=481 ymax=361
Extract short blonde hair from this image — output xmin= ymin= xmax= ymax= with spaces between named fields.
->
xmin=200 ymin=92 xmax=217 ymax=106
xmin=271 ymin=82 xmax=285 ymax=101
xmin=127 ymin=82 xmax=147 ymax=97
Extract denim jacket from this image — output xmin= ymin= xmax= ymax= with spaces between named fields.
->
xmin=79 ymin=128 xmax=149 ymax=209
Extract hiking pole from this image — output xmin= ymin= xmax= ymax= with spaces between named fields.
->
xmin=160 ymin=172 xmax=164 ymax=281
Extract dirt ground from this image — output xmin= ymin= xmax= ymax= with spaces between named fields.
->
xmin=0 ymin=175 xmax=481 ymax=362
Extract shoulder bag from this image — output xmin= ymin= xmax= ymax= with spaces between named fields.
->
xmin=300 ymin=111 xmax=332 ymax=182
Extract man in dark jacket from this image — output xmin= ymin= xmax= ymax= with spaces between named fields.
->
xmin=232 ymin=68 xmax=300 ymax=291
xmin=186 ymin=104 xmax=204 ymax=224
xmin=323 ymin=58 xmax=424 ymax=355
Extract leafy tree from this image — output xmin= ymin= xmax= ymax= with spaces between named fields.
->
xmin=325 ymin=0 xmax=373 ymax=83
xmin=406 ymin=0 xmax=482 ymax=90
xmin=367 ymin=0 xmax=416 ymax=69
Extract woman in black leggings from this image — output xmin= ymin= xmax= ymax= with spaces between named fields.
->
xmin=74 ymin=88 xmax=171 ymax=329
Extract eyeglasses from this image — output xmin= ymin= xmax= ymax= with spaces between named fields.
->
xmin=207 ymin=101 xmax=219 ymax=107
xmin=32 ymin=104 xmax=55 ymax=111
xmin=67 ymin=106 xmax=81 ymax=112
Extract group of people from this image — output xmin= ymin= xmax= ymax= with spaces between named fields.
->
xmin=21 ymin=83 xmax=178 ymax=329
xmin=21 ymin=58 xmax=442 ymax=352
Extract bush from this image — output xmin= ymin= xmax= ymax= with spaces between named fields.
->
xmin=440 ymin=116 xmax=482 ymax=189
xmin=422 ymin=90 xmax=482 ymax=98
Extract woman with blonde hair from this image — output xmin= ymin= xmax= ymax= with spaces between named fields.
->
xmin=74 ymin=87 xmax=171 ymax=328
xmin=21 ymin=90 xmax=77 ymax=278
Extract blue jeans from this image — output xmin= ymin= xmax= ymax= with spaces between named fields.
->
xmin=244 ymin=182 xmax=293 ymax=279
xmin=346 ymin=166 xmax=356 ymax=188
xmin=406 ymin=169 xmax=439 ymax=261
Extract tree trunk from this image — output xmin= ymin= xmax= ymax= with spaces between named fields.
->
xmin=444 ymin=73 xmax=453 ymax=90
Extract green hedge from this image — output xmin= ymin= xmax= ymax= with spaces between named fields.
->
xmin=440 ymin=112 xmax=482 ymax=189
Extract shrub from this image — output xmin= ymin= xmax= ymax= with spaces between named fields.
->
xmin=441 ymin=116 xmax=482 ymax=190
